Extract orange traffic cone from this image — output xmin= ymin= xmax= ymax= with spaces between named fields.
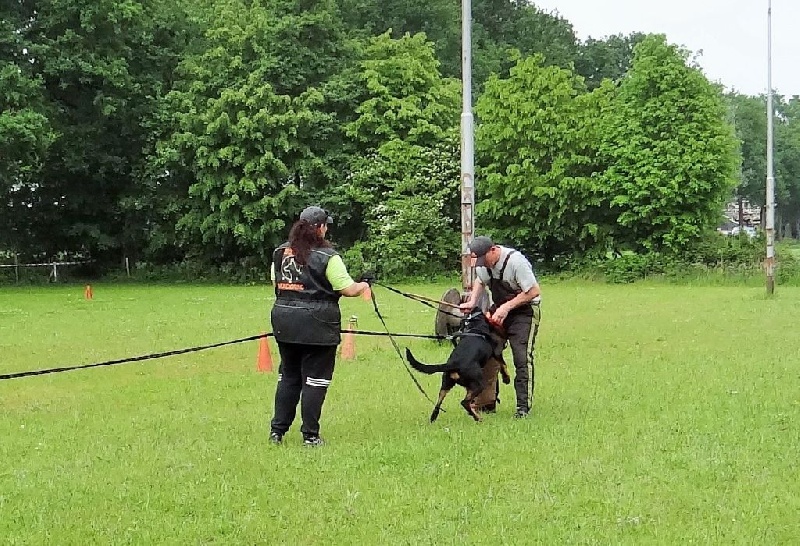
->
xmin=257 ymin=334 xmax=273 ymax=373
xmin=84 ymin=285 xmax=93 ymax=300
xmin=361 ymin=285 xmax=372 ymax=301
xmin=341 ymin=316 xmax=357 ymax=360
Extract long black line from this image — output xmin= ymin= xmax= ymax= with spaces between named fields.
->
xmin=0 ymin=330 xmax=448 ymax=382
xmin=375 ymin=282 xmax=463 ymax=319
xmin=366 ymin=286 xmax=440 ymax=406
xmin=2 ymin=284 xmax=458 ymax=382
xmin=0 ymin=334 xmax=267 ymax=381
xmin=350 ymin=329 xmax=443 ymax=339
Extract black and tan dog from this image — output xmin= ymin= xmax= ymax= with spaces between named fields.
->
xmin=406 ymin=308 xmax=510 ymax=422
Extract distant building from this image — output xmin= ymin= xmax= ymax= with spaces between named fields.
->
xmin=724 ymin=199 xmax=761 ymax=226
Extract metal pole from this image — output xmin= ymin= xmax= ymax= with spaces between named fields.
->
xmin=460 ymin=0 xmax=475 ymax=293
xmin=765 ymin=0 xmax=775 ymax=294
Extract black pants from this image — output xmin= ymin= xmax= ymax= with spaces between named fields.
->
xmin=270 ymin=342 xmax=337 ymax=439
xmin=504 ymin=304 xmax=541 ymax=411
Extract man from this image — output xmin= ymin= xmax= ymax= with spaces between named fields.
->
xmin=269 ymin=206 xmax=372 ymax=446
xmin=460 ymin=236 xmax=541 ymax=418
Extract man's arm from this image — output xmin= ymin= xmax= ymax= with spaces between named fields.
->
xmin=490 ymin=283 xmax=540 ymax=324
xmin=459 ymin=279 xmax=485 ymax=312
xmin=490 ymin=254 xmax=540 ymax=322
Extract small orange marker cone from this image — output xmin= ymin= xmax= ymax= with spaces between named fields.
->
xmin=361 ymin=285 xmax=372 ymax=301
xmin=84 ymin=285 xmax=93 ymax=300
xmin=257 ymin=334 xmax=273 ymax=373
xmin=341 ymin=316 xmax=357 ymax=360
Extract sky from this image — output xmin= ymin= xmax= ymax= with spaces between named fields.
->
xmin=532 ymin=0 xmax=798 ymax=97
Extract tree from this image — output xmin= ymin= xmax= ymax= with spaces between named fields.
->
xmin=338 ymin=0 xmax=578 ymax=88
xmin=157 ymin=0 xmax=354 ymax=263
xmin=728 ymin=92 xmax=767 ymax=207
xmin=5 ymin=0 xmax=194 ymax=263
xmin=345 ymin=32 xmax=459 ymax=149
xmin=474 ymin=53 xmax=609 ymax=262
xmin=598 ymin=35 xmax=739 ymax=252
xmin=775 ymin=96 xmax=800 ymax=237
xmin=0 ymin=7 xmax=56 ymax=253
xmin=470 ymin=0 xmax=578 ymax=88
xmin=338 ymin=32 xmax=462 ymax=277
xmin=338 ymin=0 xmax=460 ymax=81
xmin=342 ymin=141 xmax=461 ymax=278
xmin=575 ymin=32 xmax=648 ymax=90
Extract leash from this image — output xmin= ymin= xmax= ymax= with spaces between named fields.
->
xmin=350 ymin=329 xmax=443 ymax=340
xmin=1 ymin=330 xmax=447 ymax=382
xmin=366 ymin=284 xmax=440 ymax=406
xmin=0 ymin=333 xmax=266 ymax=381
xmin=375 ymin=282 xmax=463 ymax=319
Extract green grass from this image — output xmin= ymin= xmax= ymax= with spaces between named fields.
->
xmin=2 ymin=281 xmax=799 ymax=544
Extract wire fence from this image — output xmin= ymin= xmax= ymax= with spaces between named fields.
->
xmin=0 ymin=260 xmax=94 ymax=283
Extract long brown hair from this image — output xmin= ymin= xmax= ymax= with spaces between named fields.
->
xmin=287 ymin=220 xmax=333 ymax=265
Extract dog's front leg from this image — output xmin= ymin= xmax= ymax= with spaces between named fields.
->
xmin=499 ymin=359 xmax=511 ymax=385
xmin=460 ymin=392 xmax=482 ymax=422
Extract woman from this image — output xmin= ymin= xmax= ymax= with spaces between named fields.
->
xmin=269 ymin=206 xmax=372 ymax=446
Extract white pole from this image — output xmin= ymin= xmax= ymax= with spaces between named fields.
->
xmin=460 ymin=0 xmax=475 ymax=293
xmin=766 ymin=0 xmax=776 ymax=294
xmin=125 ymin=256 xmax=131 ymax=277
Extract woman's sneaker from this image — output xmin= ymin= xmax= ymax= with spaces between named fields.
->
xmin=303 ymin=436 xmax=325 ymax=447
xmin=269 ymin=432 xmax=283 ymax=445
xmin=513 ymin=407 xmax=530 ymax=419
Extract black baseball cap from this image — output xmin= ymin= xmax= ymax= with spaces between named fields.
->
xmin=299 ymin=206 xmax=333 ymax=226
xmin=469 ymin=236 xmax=494 ymax=266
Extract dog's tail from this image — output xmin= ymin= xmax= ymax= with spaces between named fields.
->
xmin=405 ymin=348 xmax=452 ymax=374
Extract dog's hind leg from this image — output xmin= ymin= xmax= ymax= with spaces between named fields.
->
xmin=430 ymin=389 xmax=450 ymax=422
xmin=430 ymin=374 xmax=457 ymax=422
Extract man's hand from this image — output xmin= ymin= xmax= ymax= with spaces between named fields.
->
xmin=490 ymin=304 xmax=510 ymax=325
xmin=359 ymin=270 xmax=376 ymax=285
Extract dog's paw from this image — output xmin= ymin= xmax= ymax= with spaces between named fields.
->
xmin=461 ymin=399 xmax=482 ymax=422
xmin=430 ymin=406 xmax=441 ymax=422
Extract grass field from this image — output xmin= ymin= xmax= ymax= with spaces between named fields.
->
xmin=1 ymin=281 xmax=799 ymax=544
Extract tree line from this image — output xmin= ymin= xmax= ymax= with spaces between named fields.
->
xmin=1 ymin=0 xmax=798 ymax=279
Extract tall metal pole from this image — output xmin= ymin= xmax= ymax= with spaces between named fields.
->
xmin=765 ymin=0 xmax=776 ymax=294
xmin=460 ymin=0 xmax=475 ymax=293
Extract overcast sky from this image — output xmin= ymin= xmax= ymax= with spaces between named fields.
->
xmin=532 ymin=0 xmax=797 ymax=97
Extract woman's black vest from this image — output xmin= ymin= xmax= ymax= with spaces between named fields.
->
xmin=270 ymin=243 xmax=342 ymax=345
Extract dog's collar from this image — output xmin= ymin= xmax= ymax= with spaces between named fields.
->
xmin=463 ymin=310 xmax=484 ymax=321
xmin=451 ymin=331 xmax=490 ymax=342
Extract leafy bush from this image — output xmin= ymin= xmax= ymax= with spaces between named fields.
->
xmin=104 ymin=258 xmax=269 ymax=285
xmin=685 ymin=231 xmax=765 ymax=266
xmin=352 ymin=195 xmax=460 ymax=281
xmin=593 ymin=231 xmax=767 ymax=284
xmin=599 ymin=252 xmax=677 ymax=283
